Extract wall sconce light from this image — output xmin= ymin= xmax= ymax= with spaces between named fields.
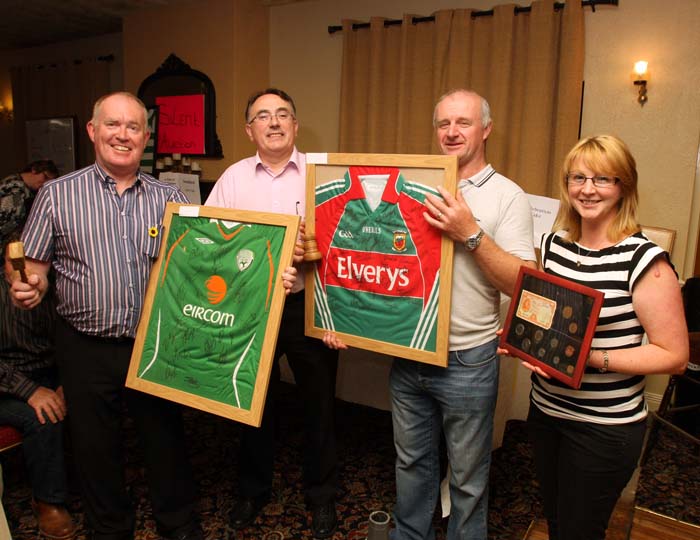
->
xmin=633 ymin=60 xmax=648 ymax=106
xmin=0 ymin=104 xmax=13 ymax=122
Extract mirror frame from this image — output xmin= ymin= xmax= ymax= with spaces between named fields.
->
xmin=137 ymin=53 xmax=223 ymax=158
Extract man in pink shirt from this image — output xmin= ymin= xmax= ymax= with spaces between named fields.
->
xmin=205 ymin=88 xmax=338 ymax=539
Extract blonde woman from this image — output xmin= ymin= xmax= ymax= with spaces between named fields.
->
xmin=525 ymin=135 xmax=688 ymax=540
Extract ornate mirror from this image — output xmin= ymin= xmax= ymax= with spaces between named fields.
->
xmin=137 ymin=53 xmax=223 ymax=158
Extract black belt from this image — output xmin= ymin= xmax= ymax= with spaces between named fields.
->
xmin=59 ymin=316 xmax=134 ymax=344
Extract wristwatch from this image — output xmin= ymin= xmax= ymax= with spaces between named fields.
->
xmin=465 ymin=229 xmax=484 ymax=251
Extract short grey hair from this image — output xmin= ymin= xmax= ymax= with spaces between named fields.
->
xmin=433 ymin=89 xmax=492 ymax=129
xmin=91 ymin=91 xmax=149 ymax=128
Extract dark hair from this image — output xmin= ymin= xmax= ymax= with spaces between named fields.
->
xmin=244 ymin=88 xmax=296 ymax=122
xmin=21 ymin=159 xmax=59 ymax=178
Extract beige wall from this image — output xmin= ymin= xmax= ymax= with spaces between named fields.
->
xmin=578 ymin=0 xmax=700 ymax=280
xmin=123 ymin=0 xmax=269 ymax=181
xmin=270 ymin=0 xmax=700 ymax=401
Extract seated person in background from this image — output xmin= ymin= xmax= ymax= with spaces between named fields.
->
xmin=0 ymin=232 xmax=76 ymax=540
xmin=0 ymin=160 xmax=59 ymax=249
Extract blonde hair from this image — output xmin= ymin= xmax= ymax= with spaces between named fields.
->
xmin=553 ymin=135 xmax=640 ymax=243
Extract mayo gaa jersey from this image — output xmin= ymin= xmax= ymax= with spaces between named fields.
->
xmin=314 ymin=166 xmax=441 ymax=350
xmin=136 ymin=215 xmax=285 ymax=410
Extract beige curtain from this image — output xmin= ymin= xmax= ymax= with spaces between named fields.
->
xmin=11 ymin=58 xmax=112 ymax=173
xmin=338 ymin=0 xmax=584 ymax=197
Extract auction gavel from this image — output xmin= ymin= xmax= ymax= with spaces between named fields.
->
xmin=8 ymin=241 xmax=28 ymax=283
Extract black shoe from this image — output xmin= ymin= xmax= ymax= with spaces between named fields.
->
xmin=311 ymin=502 xmax=337 ymax=539
xmin=230 ymin=496 xmax=267 ymax=529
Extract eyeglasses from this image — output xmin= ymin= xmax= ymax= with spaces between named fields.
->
xmin=247 ymin=108 xmax=295 ymax=125
xmin=565 ymin=173 xmax=619 ymax=188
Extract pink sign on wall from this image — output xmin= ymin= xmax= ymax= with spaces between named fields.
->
xmin=156 ymin=94 xmax=205 ymax=154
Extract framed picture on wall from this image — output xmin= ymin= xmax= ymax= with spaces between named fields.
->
xmin=25 ymin=116 xmax=77 ymax=175
xmin=126 ymin=203 xmax=300 ymax=427
xmin=304 ymin=152 xmax=457 ymax=367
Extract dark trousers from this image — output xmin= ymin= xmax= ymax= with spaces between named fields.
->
xmin=527 ymin=404 xmax=646 ymax=540
xmin=238 ymin=293 xmax=339 ymax=507
xmin=55 ymin=318 xmax=197 ymax=540
xmin=0 ymin=368 xmax=67 ymax=504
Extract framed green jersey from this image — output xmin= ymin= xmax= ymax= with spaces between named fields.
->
xmin=305 ymin=153 xmax=457 ymax=367
xmin=126 ymin=203 xmax=300 ymax=426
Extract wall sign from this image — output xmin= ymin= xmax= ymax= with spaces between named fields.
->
xmin=25 ymin=117 xmax=77 ymax=175
xmin=155 ymin=94 xmax=205 ymax=155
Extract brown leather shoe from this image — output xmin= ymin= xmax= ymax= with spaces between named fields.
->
xmin=31 ymin=499 xmax=77 ymax=539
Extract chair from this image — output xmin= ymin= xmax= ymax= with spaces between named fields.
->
xmin=640 ymin=276 xmax=700 ymax=464
xmin=0 ymin=426 xmax=21 ymax=453
xmin=640 ymin=225 xmax=676 ymax=254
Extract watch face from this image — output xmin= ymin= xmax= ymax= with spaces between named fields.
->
xmin=466 ymin=230 xmax=483 ymax=251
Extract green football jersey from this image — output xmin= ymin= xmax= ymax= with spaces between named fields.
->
xmin=137 ymin=215 xmax=285 ymax=410
xmin=314 ymin=166 xmax=441 ymax=350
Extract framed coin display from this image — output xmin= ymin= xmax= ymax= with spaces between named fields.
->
xmin=499 ymin=266 xmax=604 ymax=388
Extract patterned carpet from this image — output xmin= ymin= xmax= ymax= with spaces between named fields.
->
xmin=1 ymin=383 xmax=697 ymax=539
xmin=636 ymin=426 xmax=700 ymax=526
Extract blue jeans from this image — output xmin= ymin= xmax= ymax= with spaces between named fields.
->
xmin=389 ymin=339 xmax=499 ymax=540
xmin=0 ymin=370 xmax=67 ymax=504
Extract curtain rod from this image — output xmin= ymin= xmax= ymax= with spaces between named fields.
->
xmin=327 ymin=0 xmax=618 ymax=34
xmin=27 ymin=54 xmax=115 ymax=70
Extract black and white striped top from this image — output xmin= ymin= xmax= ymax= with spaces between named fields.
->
xmin=22 ymin=164 xmax=187 ymax=338
xmin=530 ymin=230 xmax=666 ymax=424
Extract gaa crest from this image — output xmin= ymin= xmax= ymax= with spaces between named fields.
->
xmin=392 ymin=231 xmax=407 ymax=252
xmin=236 ymin=249 xmax=254 ymax=271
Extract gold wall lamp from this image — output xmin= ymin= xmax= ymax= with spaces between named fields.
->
xmin=633 ymin=60 xmax=648 ymax=106
xmin=0 ymin=104 xmax=12 ymax=122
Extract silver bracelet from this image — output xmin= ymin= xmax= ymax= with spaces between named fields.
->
xmin=599 ymin=350 xmax=609 ymax=373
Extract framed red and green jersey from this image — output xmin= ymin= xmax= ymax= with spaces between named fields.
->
xmin=305 ymin=153 xmax=457 ymax=366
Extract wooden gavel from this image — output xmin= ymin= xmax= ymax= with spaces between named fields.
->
xmin=303 ymin=233 xmax=322 ymax=262
xmin=8 ymin=241 xmax=28 ymax=283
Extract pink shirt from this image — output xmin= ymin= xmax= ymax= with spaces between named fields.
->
xmin=205 ymin=148 xmax=306 ymax=292
xmin=206 ymin=148 xmax=306 ymax=216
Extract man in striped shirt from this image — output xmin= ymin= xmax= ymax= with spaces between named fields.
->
xmin=10 ymin=92 xmax=202 ymax=540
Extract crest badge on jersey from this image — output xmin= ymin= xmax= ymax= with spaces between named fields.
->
xmin=392 ymin=231 xmax=407 ymax=252
xmin=236 ymin=249 xmax=255 ymax=271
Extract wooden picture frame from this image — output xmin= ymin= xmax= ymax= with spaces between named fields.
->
xmin=304 ymin=153 xmax=457 ymax=366
xmin=499 ymin=266 xmax=604 ymax=389
xmin=126 ymin=203 xmax=300 ymax=426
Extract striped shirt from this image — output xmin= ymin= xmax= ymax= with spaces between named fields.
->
xmin=22 ymin=164 xmax=188 ymax=338
xmin=0 ymin=277 xmax=56 ymax=400
xmin=531 ymin=230 xmax=666 ymax=425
